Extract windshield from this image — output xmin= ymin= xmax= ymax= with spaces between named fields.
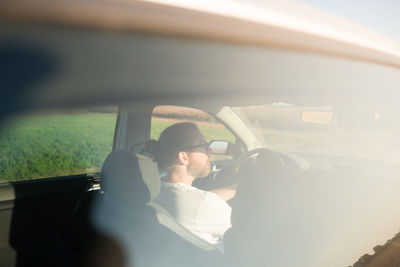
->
xmin=232 ymin=103 xmax=400 ymax=164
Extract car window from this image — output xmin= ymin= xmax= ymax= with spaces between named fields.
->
xmin=233 ymin=104 xmax=400 ymax=164
xmin=0 ymin=106 xmax=118 ymax=183
xmin=151 ymin=105 xmax=235 ymax=161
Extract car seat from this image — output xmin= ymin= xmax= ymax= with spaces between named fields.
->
xmin=91 ymin=150 xmax=166 ymax=267
xmin=92 ymin=150 xmax=221 ymax=267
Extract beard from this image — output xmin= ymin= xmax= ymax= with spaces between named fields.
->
xmin=187 ymin=159 xmax=211 ymax=178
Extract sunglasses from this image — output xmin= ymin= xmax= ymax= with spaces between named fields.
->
xmin=181 ymin=143 xmax=210 ymax=153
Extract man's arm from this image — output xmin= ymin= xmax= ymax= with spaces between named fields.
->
xmin=211 ymin=184 xmax=238 ymax=202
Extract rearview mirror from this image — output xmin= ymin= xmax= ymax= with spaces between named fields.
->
xmin=301 ymin=111 xmax=333 ymax=125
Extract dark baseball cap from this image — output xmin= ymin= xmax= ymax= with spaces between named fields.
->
xmin=157 ymin=122 xmax=208 ymax=155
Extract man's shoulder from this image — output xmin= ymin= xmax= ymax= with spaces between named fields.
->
xmin=161 ymin=182 xmax=216 ymax=199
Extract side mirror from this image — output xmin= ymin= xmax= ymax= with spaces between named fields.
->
xmin=209 ymin=140 xmax=234 ymax=155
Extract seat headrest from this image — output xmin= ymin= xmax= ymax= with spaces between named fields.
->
xmin=101 ymin=151 xmax=160 ymax=206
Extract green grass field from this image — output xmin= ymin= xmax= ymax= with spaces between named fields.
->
xmin=0 ymin=114 xmax=232 ymax=183
xmin=0 ymin=113 xmax=117 ymax=182
xmin=1 ymin=111 xmax=398 ymax=183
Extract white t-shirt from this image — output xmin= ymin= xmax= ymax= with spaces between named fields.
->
xmin=155 ymin=181 xmax=232 ymax=246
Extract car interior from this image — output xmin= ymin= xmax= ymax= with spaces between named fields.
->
xmin=0 ymin=103 xmax=247 ymax=267
xmin=2 ymin=2 xmax=400 ymax=266
xmin=1 ymin=94 xmax=400 ymax=267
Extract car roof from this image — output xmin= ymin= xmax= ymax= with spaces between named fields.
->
xmin=2 ymin=0 xmax=400 ymax=68
xmin=1 ymin=0 xmax=400 ymax=115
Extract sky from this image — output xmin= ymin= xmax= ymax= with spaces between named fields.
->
xmin=299 ymin=0 xmax=400 ymax=43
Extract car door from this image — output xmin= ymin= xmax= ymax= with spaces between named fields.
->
xmin=0 ymin=106 xmax=117 ymax=266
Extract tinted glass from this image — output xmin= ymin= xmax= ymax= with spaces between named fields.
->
xmin=0 ymin=107 xmax=117 ymax=182
xmin=151 ymin=105 xmax=236 ymax=161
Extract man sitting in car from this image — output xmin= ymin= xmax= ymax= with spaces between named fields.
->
xmin=148 ymin=122 xmax=235 ymax=250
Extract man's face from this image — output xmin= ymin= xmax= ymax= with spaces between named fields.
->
xmin=186 ymin=150 xmax=211 ymax=178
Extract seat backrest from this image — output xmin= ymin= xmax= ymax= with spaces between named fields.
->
xmin=100 ymin=150 xmax=217 ymax=252
xmin=93 ymin=151 xmax=165 ymax=267
xmin=101 ymin=151 xmax=160 ymax=205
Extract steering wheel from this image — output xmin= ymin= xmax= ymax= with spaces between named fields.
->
xmin=203 ymin=148 xmax=285 ymax=190
xmin=233 ymin=147 xmax=286 ymax=175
